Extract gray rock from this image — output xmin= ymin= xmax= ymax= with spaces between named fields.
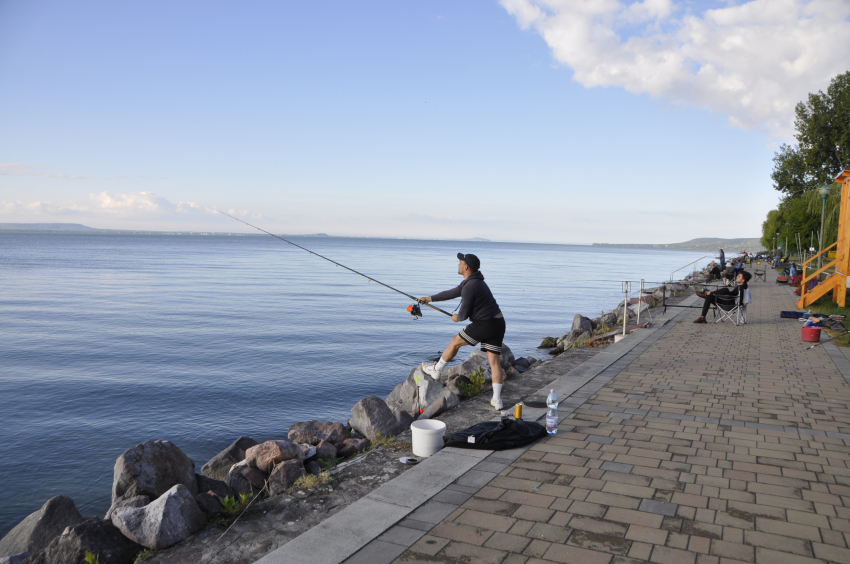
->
xmin=602 ymin=312 xmax=618 ymax=327
xmin=195 ymin=473 xmax=231 ymax=499
xmin=299 ymin=444 xmax=317 ymax=459
xmin=105 ymin=496 xmax=149 ymax=521
xmin=506 ymin=365 xmax=522 ymax=379
xmin=112 ymin=440 xmax=197 ymax=504
xmin=226 ymin=468 xmax=263 ymax=498
xmin=446 ymin=374 xmax=471 ymax=398
xmin=111 ymin=484 xmax=204 ymax=550
xmin=24 ymin=517 xmax=141 ymax=564
xmin=571 ymin=314 xmax=593 ymax=335
xmin=514 ymin=357 xmax=530 ymax=369
xmin=0 ymin=495 xmax=84 ymax=557
xmin=268 ymin=460 xmax=306 ymax=495
xmin=200 ymin=436 xmax=258 ymax=481
xmin=287 ymin=421 xmax=350 ymax=446
xmin=304 ymin=461 xmax=323 ymax=476
xmin=336 ymin=438 xmax=370 ymax=458
xmin=350 ymin=396 xmax=401 ymax=441
xmin=315 ymin=440 xmax=337 ymax=461
xmin=513 ymin=364 xmax=527 ymax=373
xmin=441 ymin=388 xmax=460 ymax=410
xmin=385 ymin=373 xmax=420 ymax=415
xmin=246 ymin=440 xmax=303 ymax=473
xmin=241 ymin=467 xmax=269 ymax=489
xmin=445 ymin=354 xmax=489 ymax=379
xmin=417 ymin=376 xmax=444 ymax=408
xmin=391 ymin=408 xmax=415 ymax=432
xmin=420 ymin=397 xmax=447 ymax=419
xmin=0 ymin=553 xmax=30 ymax=564
xmin=194 ymin=493 xmax=225 ymax=516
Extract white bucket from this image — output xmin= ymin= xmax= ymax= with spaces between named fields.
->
xmin=411 ymin=419 xmax=447 ymax=457
xmin=614 ymin=334 xmax=627 ymax=343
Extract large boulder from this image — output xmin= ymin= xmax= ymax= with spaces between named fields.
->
xmin=200 ymin=437 xmax=258 ymax=481
xmin=194 ymin=493 xmax=225 ymax=516
xmin=417 ymin=377 xmax=444 ymax=408
xmin=246 ymin=440 xmax=303 ymax=473
xmin=385 ymin=371 xmax=420 ymax=415
xmin=446 ymin=374 xmax=471 ymax=398
xmin=336 ymin=438 xmax=371 ymax=458
xmin=442 ymin=388 xmax=461 ymax=410
xmin=241 ymin=468 xmax=269 ymax=489
xmin=391 ymin=408 xmax=415 ymax=432
xmin=314 ymin=440 xmax=338 ymax=461
xmin=195 ymin=474 xmax=231 ymax=499
xmin=110 ymin=484 xmax=204 ymax=550
xmin=287 ymin=421 xmax=350 ymax=446
xmin=24 ymin=518 xmax=141 ymax=564
xmin=350 ymin=396 xmax=401 ymax=441
xmin=445 ymin=354 xmax=489 ymax=379
xmin=112 ymin=440 xmax=197 ymax=504
xmin=0 ymin=496 xmax=84 ymax=557
xmin=571 ymin=314 xmax=593 ymax=335
xmin=226 ymin=469 xmax=263 ymax=497
xmin=602 ymin=312 xmax=618 ymax=328
xmin=105 ymin=496 xmax=149 ymax=521
xmin=419 ymin=397 xmax=447 ymax=419
xmin=268 ymin=460 xmax=306 ymax=495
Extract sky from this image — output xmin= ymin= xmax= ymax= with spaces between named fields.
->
xmin=1 ymin=0 xmax=848 ymax=244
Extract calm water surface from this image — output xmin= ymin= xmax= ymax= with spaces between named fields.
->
xmin=0 ymin=233 xmax=709 ymax=536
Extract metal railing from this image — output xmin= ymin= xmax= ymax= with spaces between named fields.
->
xmin=669 ymin=256 xmax=712 ymax=281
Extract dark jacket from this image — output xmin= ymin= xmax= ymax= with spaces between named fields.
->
xmin=430 ymin=271 xmax=502 ymax=322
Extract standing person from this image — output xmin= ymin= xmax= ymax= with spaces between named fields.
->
xmin=419 ymin=253 xmax=507 ymax=410
xmin=718 ymin=248 xmax=726 ymax=271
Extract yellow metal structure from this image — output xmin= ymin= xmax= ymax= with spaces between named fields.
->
xmin=798 ymin=169 xmax=850 ymax=308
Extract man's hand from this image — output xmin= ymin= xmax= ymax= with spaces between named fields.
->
xmin=418 ymin=296 xmax=432 ymax=304
xmin=452 ymin=314 xmax=458 ymax=322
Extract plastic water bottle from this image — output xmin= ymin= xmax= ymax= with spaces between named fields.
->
xmin=546 ymin=389 xmax=558 ymax=435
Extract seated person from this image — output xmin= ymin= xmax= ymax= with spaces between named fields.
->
xmin=708 ymin=263 xmax=722 ymax=281
xmin=693 ymin=270 xmax=752 ymax=324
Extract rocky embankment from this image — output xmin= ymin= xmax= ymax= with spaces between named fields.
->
xmin=0 ymin=276 xmax=700 ymax=564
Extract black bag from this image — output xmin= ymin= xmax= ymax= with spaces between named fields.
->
xmin=444 ymin=417 xmax=547 ymax=451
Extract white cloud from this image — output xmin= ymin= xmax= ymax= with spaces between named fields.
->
xmin=1 ymin=192 xmax=212 ymax=218
xmin=501 ymin=0 xmax=850 ymax=137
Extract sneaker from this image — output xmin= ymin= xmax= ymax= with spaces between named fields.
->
xmin=420 ymin=361 xmax=442 ymax=381
xmin=693 ymin=316 xmax=707 ymax=324
xmin=695 ymin=291 xmax=706 ymax=298
xmin=491 ymin=398 xmax=504 ymax=411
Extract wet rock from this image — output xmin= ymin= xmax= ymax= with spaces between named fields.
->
xmin=391 ymin=408 xmax=415 ymax=432
xmin=315 ymin=440 xmax=337 ymax=461
xmin=194 ymin=493 xmax=225 ymax=516
xmin=0 ymin=495 xmax=84 ymax=557
xmin=112 ymin=440 xmax=197 ymax=504
xmin=246 ymin=440 xmax=303 ymax=473
xmin=195 ymin=473 xmax=231 ymax=499
xmin=287 ymin=421 xmax=350 ymax=446
xmin=105 ymin=496 xmax=149 ymax=521
xmin=226 ymin=468 xmax=263 ymax=498
xmin=241 ymin=467 xmax=269 ymax=489
xmin=268 ymin=460 xmax=306 ymax=495
xmin=538 ymin=336 xmax=558 ymax=348
xmin=200 ymin=436 xmax=258 ymax=481
xmin=304 ymin=461 xmax=323 ymax=476
xmin=25 ymin=517 xmax=141 ymax=564
xmin=336 ymin=438 xmax=371 ymax=458
xmin=350 ymin=396 xmax=401 ymax=441
xmin=111 ymin=484 xmax=204 ymax=550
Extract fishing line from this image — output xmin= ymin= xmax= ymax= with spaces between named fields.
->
xmin=212 ymin=208 xmax=453 ymax=318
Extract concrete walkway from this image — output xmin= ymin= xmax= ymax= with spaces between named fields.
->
xmin=379 ymin=275 xmax=850 ymax=563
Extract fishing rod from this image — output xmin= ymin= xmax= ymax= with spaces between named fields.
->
xmin=212 ymin=208 xmax=453 ymax=319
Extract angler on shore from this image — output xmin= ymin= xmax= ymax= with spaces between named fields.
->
xmin=419 ymin=253 xmax=507 ymax=410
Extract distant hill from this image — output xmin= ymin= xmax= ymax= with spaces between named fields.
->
xmin=593 ymin=237 xmax=765 ymax=253
xmin=0 ymin=223 xmax=100 ymax=232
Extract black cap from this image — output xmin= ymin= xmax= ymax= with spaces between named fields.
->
xmin=457 ymin=253 xmax=480 ymax=271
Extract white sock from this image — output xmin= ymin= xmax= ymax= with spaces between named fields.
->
xmin=435 ymin=358 xmax=447 ymax=374
xmin=492 ymin=383 xmax=503 ymax=402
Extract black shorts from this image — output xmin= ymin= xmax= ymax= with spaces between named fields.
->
xmin=459 ymin=316 xmax=506 ymax=355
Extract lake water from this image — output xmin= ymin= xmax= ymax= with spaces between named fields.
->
xmin=0 ymin=233 xmax=709 ymax=536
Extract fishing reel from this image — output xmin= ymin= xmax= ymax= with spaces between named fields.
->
xmin=407 ymin=303 xmax=422 ymax=320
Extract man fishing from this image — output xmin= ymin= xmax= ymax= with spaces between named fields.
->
xmin=418 ymin=253 xmax=507 ymax=410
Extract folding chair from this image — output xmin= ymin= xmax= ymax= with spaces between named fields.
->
xmin=753 ymin=260 xmax=766 ymax=282
xmin=712 ymin=288 xmax=751 ymax=326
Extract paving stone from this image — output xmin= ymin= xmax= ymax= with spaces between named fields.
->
xmin=639 ymin=499 xmax=678 ymax=516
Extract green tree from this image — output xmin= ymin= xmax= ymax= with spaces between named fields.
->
xmin=760 ymin=195 xmax=824 ymax=252
xmin=772 ymin=71 xmax=850 ymax=196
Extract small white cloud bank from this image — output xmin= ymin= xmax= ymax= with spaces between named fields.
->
xmin=1 ymin=191 xmax=213 ymax=217
xmin=0 ymin=163 xmax=85 ymax=179
xmin=501 ymin=0 xmax=850 ymax=137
